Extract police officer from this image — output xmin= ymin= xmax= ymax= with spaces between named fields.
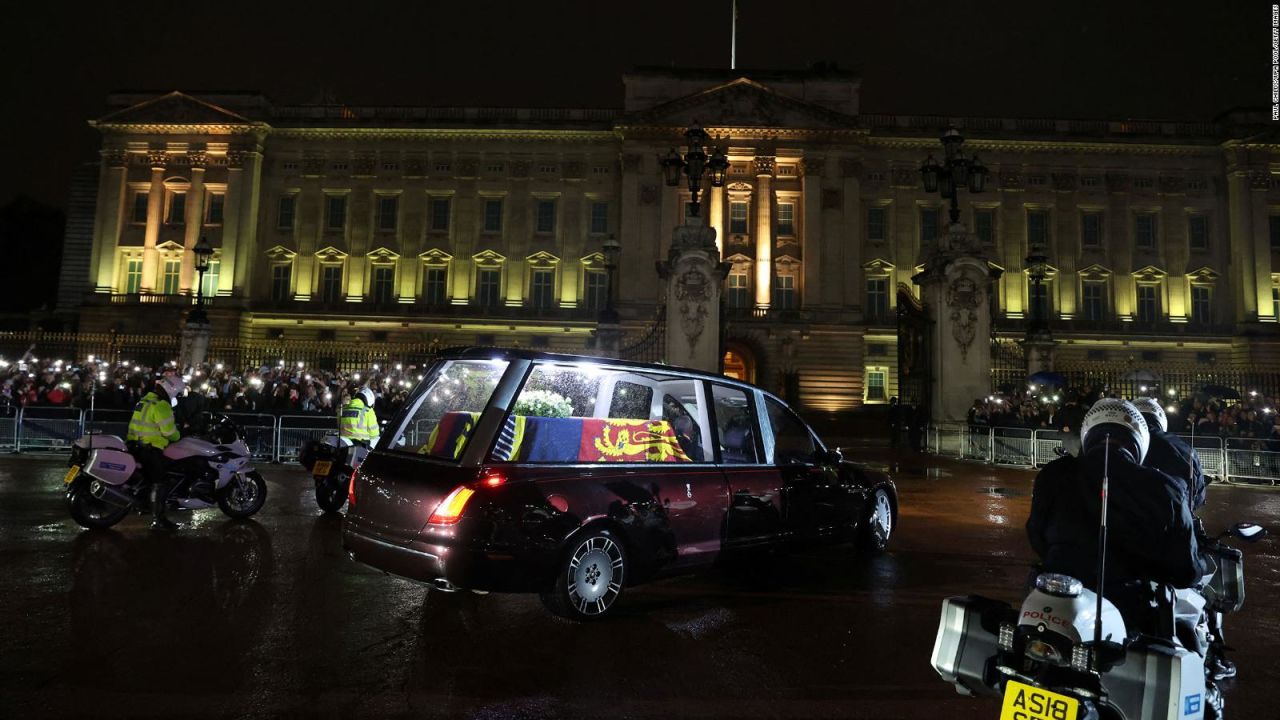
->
xmin=1026 ymin=398 xmax=1209 ymax=631
xmin=127 ymin=376 xmax=184 ymax=530
xmin=340 ymin=387 xmax=380 ymax=445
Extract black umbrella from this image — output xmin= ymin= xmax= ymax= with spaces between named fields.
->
xmin=1197 ymin=384 xmax=1241 ymax=400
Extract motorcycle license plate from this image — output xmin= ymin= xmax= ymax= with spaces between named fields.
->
xmin=312 ymin=460 xmax=332 ymax=478
xmin=1000 ymin=680 xmax=1078 ymax=720
xmin=63 ymin=465 xmax=81 ymax=485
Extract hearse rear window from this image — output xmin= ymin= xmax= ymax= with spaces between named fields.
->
xmin=489 ymin=363 xmax=712 ymax=464
xmin=392 ymin=359 xmax=510 ymax=460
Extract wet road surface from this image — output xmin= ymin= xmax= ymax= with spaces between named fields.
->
xmin=1 ymin=452 xmax=1277 ymax=719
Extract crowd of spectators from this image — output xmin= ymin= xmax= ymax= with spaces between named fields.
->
xmin=0 ymin=354 xmax=423 ymax=421
xmin=967 ymin=383 xmax=1280 ymax=447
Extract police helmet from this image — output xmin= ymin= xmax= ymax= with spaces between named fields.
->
xmin=357 ymin=387 xmax=376 ymax=407
xmin=1131 ymin=397 xmax=1168 ymax=433
xmin=158 ymin=375 xmax=186 ymax=401
xmin=1080 ymin=398 xmax=1150 ymax=463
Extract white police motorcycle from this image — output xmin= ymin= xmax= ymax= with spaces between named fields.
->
xmin=298 ymin=432 xmax=370 ymax=513
xmin=65 ymin=413 xmax=267 ymax=529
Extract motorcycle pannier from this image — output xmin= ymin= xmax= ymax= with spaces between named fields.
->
xmin=931 ymin=595 xmax=1005 ymax=698
xmin=1202 ymin=544 xmax=1244 ymax=613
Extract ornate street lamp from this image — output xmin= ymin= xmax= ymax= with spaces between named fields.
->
xmin=919 ymin=127 xmax=988 ymax=226
xmin=1025 ymin=245 xmax=1050 ymax=336
xmin=599 ymin=232 xmax=621 ymax=324
xmin=660 ymin=124 xmax=729 ymax=218
xmin=191 ymin=236 xmax=214 ymax=323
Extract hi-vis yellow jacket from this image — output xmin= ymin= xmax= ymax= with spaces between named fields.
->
xmin=127 ymin=392 xmax=181 ymax=449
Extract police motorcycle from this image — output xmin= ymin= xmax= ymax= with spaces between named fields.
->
xmin=931 ymin=403 xmax=1267 ymax=720
xmin=65 ymin=412 xmax=268 ymax=529
xmin=298 ymin=432 xmax=370 ymax=513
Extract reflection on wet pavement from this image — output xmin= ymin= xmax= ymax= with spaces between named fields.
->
xmin=0 ymin=451 xmax=1276 ymax=719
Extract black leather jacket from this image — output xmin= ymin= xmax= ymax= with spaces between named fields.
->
xmin=1144 ymin=430 xmax=1207 ymax=513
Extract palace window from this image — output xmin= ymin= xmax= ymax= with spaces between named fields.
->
xmin=729 ymin=201 xmax=749 ymax=234
xmin=161 ymin=259 xmax=181 ymax=295
xmin=535 ymin=200 xmax=557 ymax=234
xmin=865 ymin=367 xmax=887 ymax=402
xmin=206 ymin=193 xmax=224 ymax=225
xmin=124 ymin=258 xmax=143 ymax=294
xmin=1135 ymin=213 xmax=1157 ymax=249
xmin=1027 ymin=209 xmax=1049 ymax=246
xmin=866 ymin=278 xmax=888 ymax=320
xmin=727 ymin=270 xmax=750 ymax=308
xmin=974 ymin=209 xmax=994 ymax=246
xmin=483 ymin=199 xmax=503 ymax=233
xmin=476 ymin=269 xmax=502 ymax=307
xmin=590 ymin=201 xmax=609 ymax=235
xmin=531 ymin=269 xmax=555 ymax=310
xmin=1136 ymin=284 xmax=1160 ymax=323
xmin=773 ymin=273 xmax=797 ymax=310
xmin=271 ymin=264 xmax=291 ymax=302
xmin=1082 ymin=282 xmax=1106 ymax=321
xmin=867 ymin=206 xmax=886 ymax=242
xmin=920 ymin=207 xmax=940 ymax=245
xmin=1273 ymin=285 xmax=1279 ymax=318
xmin=776 ymin=202 xmax=795 ymax=237
xmin=585 ymin=270 xmax=608 ymax=311
xmin=429 ymin=197 xmax=451 ymax=232
xmin=320 ymin=265 xmax=343 ymax=303
xmin=1270 ymin=216 xmax=1280 ymax=250
xmin=325 ymin=196 xmax=346 ymax=231
xmin=1191 ymin=285 xmax=1211 ymax=325
xmin=371 ymin=266 xmax=395 ymax=304
xmin=277 ymin=195 xmax=296 ymax=229
xmin=377 ymin=196 xmax=398 ymax=232
xmin=167 ymin=192 xmax=186 ymax=225
xmin=1188 ymin=215 xmax=1209 ymax=250
xmin=200 ymin=260 xmax=220 ymax=298
xmin=1082 ymin=212 xmax=1103 ymax=247
xmin=423 ymin=267 xmax=447 ymax=305
xmin=132 ymin=192 xmax=149 ymax=223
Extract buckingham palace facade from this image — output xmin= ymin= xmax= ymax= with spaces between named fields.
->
xmin=64 ymin=67 xmax=1280 ymax=412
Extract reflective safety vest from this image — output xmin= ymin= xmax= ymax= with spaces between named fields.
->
xmin=127 ymin=392 xmax=181 ymax=449
xmin=339 ymin=400 xmax=379 ymax=443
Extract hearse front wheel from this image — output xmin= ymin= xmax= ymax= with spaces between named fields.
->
xmin=541 ymin=529 xmax=627 ymax=621
xmin=857 ymin=488 xmax=894 ymax=552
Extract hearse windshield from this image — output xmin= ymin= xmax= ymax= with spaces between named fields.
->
xmin=389 ymin=359 xmax=510 ymax=460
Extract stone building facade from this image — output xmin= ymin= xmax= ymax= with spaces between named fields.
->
xmin=68 ymin=68 xmax=1280 ymax=412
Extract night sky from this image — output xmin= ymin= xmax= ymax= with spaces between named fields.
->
xmin=1 ymin=0 xmax=1264 ymax=211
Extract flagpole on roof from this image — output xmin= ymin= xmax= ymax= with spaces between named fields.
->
xmin=730 ymin=0 xmax=738 ymax=70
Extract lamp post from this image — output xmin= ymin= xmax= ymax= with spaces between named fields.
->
xmin=191 ymin=236 xmax=213 ymax=323
xmin=600 ymin=233 xmax=621 ymax=325
xmin=1025 ymin=245 xmax=1050 ymax=337
xmin=919 ymin=127 xmax=988 ymax=227
xmin=660 ymin=124 xmax=729 ymax=218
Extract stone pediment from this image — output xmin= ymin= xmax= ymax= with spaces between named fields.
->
xmin=419 ymin=248 xmax=453 ymax=265
xmin=625 ymin=78 xmax=857 ymax=130
xmin=96 ymin=91 xmax=254 ymax=126
xmin=264 ymin=244 xmax=297 ymax=261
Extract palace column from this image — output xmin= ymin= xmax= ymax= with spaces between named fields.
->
xmin=707 ymin=183 xmax=725 ymax=254
xmin=753 ymin=155 xmax=775 ymax=311
xmin=231 ymin=146 xmax=265 ymax=299
xmin=141 ymin=149 xmax=168 ymax=292
xmin=179 ymin=150 xmax=208 ymax=293
xmin=91 ymin=149 xmax=129 ymax=292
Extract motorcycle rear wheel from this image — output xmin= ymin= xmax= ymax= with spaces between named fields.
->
xmin=67 ymin=478 xmax=131 ymax=529
xmin=315 ymin=477 xmax=347 ymax=514
xmin=218 ymin=471 xmax=268 ymax=519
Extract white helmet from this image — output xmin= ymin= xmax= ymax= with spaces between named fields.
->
xmin=158 ymin=375 xmax=186 ymax=401
xmin=1081 ymin=398 xmax=1150 ymax=463
xmin=357 ymin=387 xmax=376 ymax=407
xmin=1131 ymin=397 xmax=1168 ymax=433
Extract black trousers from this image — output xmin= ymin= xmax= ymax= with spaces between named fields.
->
xmin=130 ymin=444 xmax=170 ymax=519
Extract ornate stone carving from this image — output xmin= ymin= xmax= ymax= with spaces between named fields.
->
xmin=353 ymin=157 xmax=376 ymax=176
xmin=1248 ymin=170 xmax=1273 ymax=191
xmin=1105 ymin=172 xmax=1130 ymax=192
xmin=621 ymin=154 xmax=642 ymax=172
xmin=946 ymin=275 xmax=984 ymax=360
xmin=1050 ymin=172 xmax=1076 ymax=192
xmin=822 ymin=189 xmax=842 ymax=210
xmin=146 ymin=150 xmax=169 ymax=169
xmin=998 ymin=171 xmax=1022 ymax=190
xmin=1158 ymin=175 xmax=1184 ymax=194
xmin=753 ymin=156 xmax=776 ymax=177
xmin=187 ymin=151 xmax=209 ymax=169
xmin=640 ymin=184 xmax=659 ymax=205
xmin=840 ymin=158 xmax=862 ymax=179
xmin=103 ymin=150 xmax=129 ymax=167
xmin=675 ymin=267 xmax=712 ymax=350
xmin=800 ymin=156 xmax=824 ymax=176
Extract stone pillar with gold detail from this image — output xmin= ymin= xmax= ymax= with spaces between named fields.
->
xmin=752 ymin=155 xmax=774 ymax=312
xmin=141 ymin=150 xmax=168 ymax=292
xmin=912 ymin=223 xmax=993 ymax=424
xmin=658 ymin=217 xmax=727 ymax=373
xmin=179 ymin=150 xmax=208 ymax=293
xmin=91 ymin=149 xmax=130 ymax=293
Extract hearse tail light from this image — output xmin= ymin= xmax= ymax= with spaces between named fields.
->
xmin=429 ymin=486 xmax=476 ymax=525
xmin=348 ymin=470 xmax=358 ymax=507
xmin=481 ymin=472 xmax=506 ymax=488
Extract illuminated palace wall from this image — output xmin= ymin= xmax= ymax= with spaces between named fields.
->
xmin=72 ymin=69 xmax=1280 ymax=412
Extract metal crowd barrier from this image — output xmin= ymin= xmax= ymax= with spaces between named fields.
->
xmin=225 ymin=413 xmax=283 ymax=462
xmin=923 ymin=425 xmax=1275 ymax=486
xmin=276 ymin=415 xmax=337 ymax=463
xmin=0 ymin=406 xmax=17 ymax=451
xmin=17 ymin=407 xmax=83 ymax=452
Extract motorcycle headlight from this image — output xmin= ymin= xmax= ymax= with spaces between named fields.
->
xmin=1035 ymin=573 xmax=1083 ymax=597
xmin=1071 ymin=643 xmax=1091 ymax=672
xmin=1026 ymin=639 xmax=1062 ymax=663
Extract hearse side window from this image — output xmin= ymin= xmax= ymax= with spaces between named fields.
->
xmin=489 ymin=363 xmax=710 ymax=463
xmin=711 ymin=384 xmax=758 ymax=464
xmin=390 ymin=359 xmax=510 ymax=459
xmin=764 ymin=397 xmax=816 ymax=465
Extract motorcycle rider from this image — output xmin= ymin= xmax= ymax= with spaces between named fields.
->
xmin=339 ymin=387 xmax=380 ymax=446
xmin=127 ymin=375 xmax=184 ymax=531
xmin=1133 ymin=397 xmax=1235 ymax=680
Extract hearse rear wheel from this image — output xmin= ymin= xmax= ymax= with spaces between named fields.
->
xmin=541 ymin=529 xmax=627 ymax=621
xmin=857 ymin=488 xmax=894 ymax=552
